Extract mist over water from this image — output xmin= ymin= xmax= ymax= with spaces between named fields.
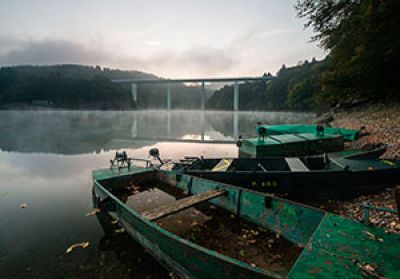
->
xmin=0 ymin=110 xmax=314 ymax=278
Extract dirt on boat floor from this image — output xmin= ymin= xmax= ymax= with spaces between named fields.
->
xmin=318 ymin=103 xmax=400 ymax=234
xmin=159 ymin=204 xmax=302 ymax=275
xmin=113 ymin=181 xmax=303 ymax=276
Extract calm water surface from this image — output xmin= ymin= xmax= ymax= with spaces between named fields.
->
xmin=0 ymin=110 xmax=314 ymax=279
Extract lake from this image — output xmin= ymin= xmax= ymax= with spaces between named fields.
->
xmin=0 ymin=110 xmax=314 ymax=279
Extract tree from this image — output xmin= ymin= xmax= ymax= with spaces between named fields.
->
xmin=296 ymin=0 xmax=400 ymax=103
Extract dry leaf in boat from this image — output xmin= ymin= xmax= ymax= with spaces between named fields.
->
xmin=85 ymin=208 xmax=101 ymax=216
xmin=19 ymin=203 xmax=27 ymax=209
xmin=191 ymin=221 xmax=199 ymax=227
xmin=363 ymin=231 xmax=383 ymax=242
xmin=114 ymin=228 xmax=125 ymax=234
xmin=66 ymin=242 xmax=90 ymax=253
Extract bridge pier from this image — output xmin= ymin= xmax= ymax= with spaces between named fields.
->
xmin=166 ymin=83 xmax=171 ymax=110
xmin=131 ymin=83 xmax=137 ymax=102
xmin=233 ymin=81 xmax=239 ymax=111
xmin=200 ymin=81 xmax=205 ymax=110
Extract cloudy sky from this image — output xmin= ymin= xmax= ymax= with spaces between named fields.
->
xmin=0 ymin=0 xmax=326 ymax=78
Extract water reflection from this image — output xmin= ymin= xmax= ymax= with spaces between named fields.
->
xmin=0 ymin=110 xmax=314 ymax=154
xmin=0 ymin=110 xmax=314 ymax=278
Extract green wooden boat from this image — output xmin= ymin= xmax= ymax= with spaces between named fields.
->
xmin=256 ymin=124 xmax=361 ymax=141
xmin=238 ymin=124 xmax=362 ymax=158
xmin=172 ymin=150 xmax=399 ymax=200
xmin=92 ymin=166 xmax=400 ymax=278
xmin=238 ymin=133 xmax=345 ymax=158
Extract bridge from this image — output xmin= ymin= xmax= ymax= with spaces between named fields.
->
xmin=112 ymin=76 xmax=274 ymax=111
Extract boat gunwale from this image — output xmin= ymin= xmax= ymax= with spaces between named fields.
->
xmin=93 ymin=172 xmax=283 ymax=278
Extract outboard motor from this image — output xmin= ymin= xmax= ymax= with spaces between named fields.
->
xmin=110 ymin=150 xmax=130 ymax=169
xmin=149 ymin=148 xmax=164 ymax=165
xmin=236 ymin=135 xmax=243 ymax=147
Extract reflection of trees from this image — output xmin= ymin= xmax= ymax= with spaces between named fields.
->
xmin=0 ymin=111 xmax=152 ymax=154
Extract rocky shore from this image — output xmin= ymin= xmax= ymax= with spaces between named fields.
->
xmin=323 ymin=103 xmax=400 ymax=233
xmin=332 ymin=102 xmax=400 ymax=159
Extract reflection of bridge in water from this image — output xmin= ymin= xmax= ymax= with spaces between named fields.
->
xmin=112 ymin=110 xmax=316 ymax=144
xmin=112 ymin=76 xmax=280 ymax=143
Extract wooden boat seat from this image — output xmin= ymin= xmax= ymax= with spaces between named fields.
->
xmin=211 ymin=159 xmax=233 ymax=172
xmin=285 ymin=157 xmax=310 ymax=172
xmin=142 ymin=189 xmax=226 ymax=221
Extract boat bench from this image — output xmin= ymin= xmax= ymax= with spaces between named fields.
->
xmin=211 ymin=159 xmax=233 ymax=172
xmin=285 ymin=157 xmax=310 ymax=172
xmin=142 ymin=189 xmax=226 ymax=221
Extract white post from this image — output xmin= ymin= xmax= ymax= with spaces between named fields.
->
xmin=234 ymin=81 xmax=239 ymax=111
xmin=200 ymin=81 xmax=205 ymax=111
xmin=167 ymin=111 xmax=171 ymax=139
xmin=200 ymin=111 xmax=205 ymax=141
xmin=131 ymin=83 xmax=137 ymax=102
xmin=233 ymin=111 xmax=239 ymax=139
xmin=166 ymin=83 xmax=171 ymax=110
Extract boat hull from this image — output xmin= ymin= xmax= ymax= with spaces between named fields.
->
xmin=180 ymin=168 xmax=400 ymax=199
xmin=239 ymin=134 xmax=344 ymax=158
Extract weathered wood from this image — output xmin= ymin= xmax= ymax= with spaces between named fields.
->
xmin=142 ymin=189 xmax=226 ymax=221
xmin=212 ymin=159 xmax=233 ymax=172
xmin=285 ymin=157 xmax=310 ymax=172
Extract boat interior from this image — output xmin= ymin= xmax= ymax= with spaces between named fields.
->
xmin=177 ymin=155 xmax=342 ymax=172
xmin=97 ymin=171 xmax=305 ymax=275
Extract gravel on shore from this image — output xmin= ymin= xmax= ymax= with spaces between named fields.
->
xmin=326 ymin=103 xmax=400 ymax=233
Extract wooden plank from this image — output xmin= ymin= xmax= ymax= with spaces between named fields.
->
xmin=142 ymin=189 xmax=226 ymax=221
xmin=285 ymin=157 xmax=310 ymax=172
xmin=212 ymin=159 xmax=233 ymax=172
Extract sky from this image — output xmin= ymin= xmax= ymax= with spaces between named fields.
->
xmin=0 ymin=0 xmax=326 ymax=78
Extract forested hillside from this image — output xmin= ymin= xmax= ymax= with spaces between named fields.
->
xmin=207 ymin=59 xmax=327 ymax=111
xmin=0 ymin=65 xmax=207 ymax=110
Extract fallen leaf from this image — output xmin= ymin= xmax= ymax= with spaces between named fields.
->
xmin=111 ymin=219 xmax=118 ymax=224
xmin=114 ymin=228 xmax=125 ymax=234
xmin=66 ymin=242 xmax=90 ymax=253
xmin=85 ymin=208 xmax=101 ymax=216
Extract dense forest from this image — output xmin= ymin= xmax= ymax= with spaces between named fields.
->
xmin=1 ymin=1 xmax=398 ymax=111
xmin=207 ymin=59 xmax=327 ymax=111
xmin=0 ymin=65 xmax=210 ymax=110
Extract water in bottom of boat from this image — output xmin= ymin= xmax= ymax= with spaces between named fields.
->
xmin=111 ymin=180 xmax=303 ymax=275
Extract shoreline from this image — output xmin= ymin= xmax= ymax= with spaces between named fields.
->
xmin=332 ymin=103 xmax=400 ymax=159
